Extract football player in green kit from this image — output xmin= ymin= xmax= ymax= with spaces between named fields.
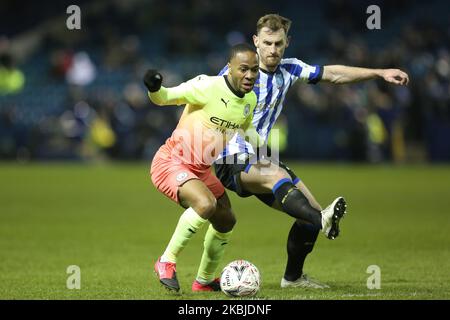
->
xmin=144 ymin=44 xmax=260 ymax=292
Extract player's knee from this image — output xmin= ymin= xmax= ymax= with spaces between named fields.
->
xmin=265 ymin=168 xmax=291 ymax=189
xmin=193 ymin=196 xmax=217 ymax=219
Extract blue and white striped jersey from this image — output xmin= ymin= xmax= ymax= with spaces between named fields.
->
xmin=216 ymin=58 xmax=323 ymax=160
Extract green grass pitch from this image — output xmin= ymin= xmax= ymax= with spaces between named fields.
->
xmin=1 ymin=163 xmax=449 ymax=300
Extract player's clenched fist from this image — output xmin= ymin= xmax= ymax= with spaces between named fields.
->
xmin=381 ymin=69 xmax=409 ymax=86
xmin=143 ymin=69 xmax=163 ymax=92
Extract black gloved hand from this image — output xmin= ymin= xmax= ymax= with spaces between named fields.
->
xmin=143 ymin=69 xmax=163 ymax=92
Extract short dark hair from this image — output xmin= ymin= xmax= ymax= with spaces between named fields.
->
xmin=228 ymin=43 xmax=257 ymax=62
xmin=256 ymin=14 xmax=292 ymax=36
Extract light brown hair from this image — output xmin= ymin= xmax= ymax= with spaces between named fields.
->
xmin=256 ymin=14 xmax=292 ymax=35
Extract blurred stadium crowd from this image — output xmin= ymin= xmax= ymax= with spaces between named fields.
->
xmin=0 ymin=0 xmax=449 ymax=162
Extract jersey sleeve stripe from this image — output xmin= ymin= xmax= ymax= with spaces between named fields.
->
xmin=308 ymin=65 xmax=323 ymax=84
xmin=282 ymin=63 xmax=303 ymax=78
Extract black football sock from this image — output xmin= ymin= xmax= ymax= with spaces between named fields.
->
xmin=283 ymin=220 xmax=320 ymax=281
xmin=272 ymin=178 xmax=322 ymax=228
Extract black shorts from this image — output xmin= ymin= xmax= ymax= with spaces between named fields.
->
xmin=213 ymin=153 xmax=300 ymax=205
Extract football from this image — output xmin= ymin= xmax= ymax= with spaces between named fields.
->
xmin=220 ymin=260 xmax=261 ymax=297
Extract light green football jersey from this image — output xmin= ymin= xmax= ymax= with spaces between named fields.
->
xmin=148 ymin=75 xmax=258 ymax=166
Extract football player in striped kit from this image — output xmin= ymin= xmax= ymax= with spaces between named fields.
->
xmin=214 ymin=14 xmax=409 ymax=289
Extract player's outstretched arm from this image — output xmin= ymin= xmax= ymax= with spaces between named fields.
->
xmin=322 ymin=65 xmax=409 ymax=85
xmin=143 ymin=70 xmax=209 ymax=107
